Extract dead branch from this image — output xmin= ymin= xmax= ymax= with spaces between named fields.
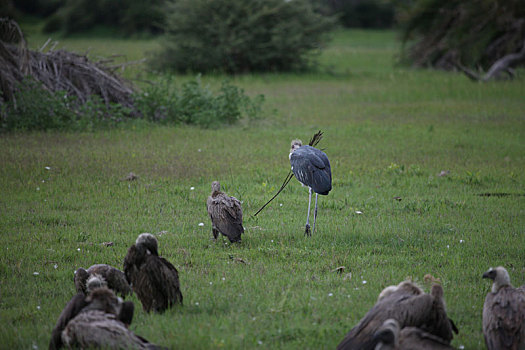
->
xmin=456 ymin=39 xmax=525 ymax=81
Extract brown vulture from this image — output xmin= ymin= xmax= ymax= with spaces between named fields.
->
xmin=336 ymin=281 xmax=458 ymax=350
xmin=74 ymin=263 xmax=132 ymax=298
xmin=49 ymin=281 xmax=136 ymax=350
xmin=123 ymin=233 xmax=183 ymax=313
xmin=482 ymin=266 xmax=525 ymax=350
xmin=206 ymin=181 xmax=244 ymax=243
xmin=373 ymin=318 xmax=454 ymax=350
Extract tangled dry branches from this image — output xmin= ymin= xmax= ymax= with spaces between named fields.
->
xmin=0 ymin=18 xmax=134 ymax=109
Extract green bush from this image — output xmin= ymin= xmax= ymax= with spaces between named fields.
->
xmin=1 ymin=76 xmax=264 ymax=132
xmin=152 ymin=0 xmax=335 ymax=73
xmin=134 ymin=75 xmax=265 ymax=128
xmin=1 ymin=78 xmax=130 ymax=132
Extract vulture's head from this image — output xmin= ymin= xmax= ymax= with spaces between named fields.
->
xmin=483 ymin=266 xmax=511 ymax=293
xmin=136 ymin=233 xmax=159 ymax=256
xmin=85 ymin=287 xmax=120 ymax=315
xmin=211 ymin=181 xmax=221 ymax=193
xmin=86 ymin=274 xmax=107 ymax=294
xmin=373 ymin=318 xmax=399 ymax=349
xmin=290 ymin=139 xmax=302 ymax=154
xmin=377 ymin=285 xmax=398 ymax=301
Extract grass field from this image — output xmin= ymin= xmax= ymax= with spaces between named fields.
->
xmin=1 ymin=28 xmax=524 ymax=349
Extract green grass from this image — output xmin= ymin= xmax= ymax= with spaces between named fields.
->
xmin=1 ymin=28 xmax=525 ymax=349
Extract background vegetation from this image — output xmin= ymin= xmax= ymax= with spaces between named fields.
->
xmin=399 ymin=0 xmax=525 ymax=70
xmin=151 ymin=0 xmax=335 ymax=73
xmin=0 ymin=27 xmax=524 ymax=350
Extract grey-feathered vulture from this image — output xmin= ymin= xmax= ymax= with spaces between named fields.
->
xmin=54 ymin=287 xmax=162 ymax=350
xmin=482 ymin=266 xmax=525 ymax=350
xmin=337 ymin=282 xmax=458 ymax=350
xmin=49 ymin=280 xmax=135 ymax=350
xmin=123 ymin=233 xmax=183 ymax=313
xmin=373 ymin=319 xmax=454 ymax=350
xmin=206 ymin=181 xmax=244 ymax=243
xmin=74 ymin=264 xmax=132 ymax=298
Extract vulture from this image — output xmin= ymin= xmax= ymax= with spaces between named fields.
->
xmin=74 ymin=263 xmax=132 ymax=298
xmin=49 ymin=278 xmax=135 ymax=350
xmin=123 ymin=233 xmax=183 ymax=313
xmin=337 ymin=281 xmax=458 ymax=350
xmin=206 ymin=181 xmax=244 ymax=243
xmin=482 ymin=266 xmax=525 ymax=350
xmin=373 ymin=319 xmax=454 ymax=350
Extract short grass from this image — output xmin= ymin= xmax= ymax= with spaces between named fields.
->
xmin=1 ymin=28 xmax=524 ymax=349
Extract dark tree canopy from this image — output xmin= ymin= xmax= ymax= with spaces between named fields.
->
xmin=399 ymin=0 xmax=525 ymax=72
xmin=152 ymin=0 xmax=336 ymax=73
xmin=316 ymin=0 xmax=396 ymax=29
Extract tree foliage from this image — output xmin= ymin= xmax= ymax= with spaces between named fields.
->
xmin=316 ymin=0 xmax=396 ymax=29
xmin=152 ymin=0 xmax=335 ymax=73
xmin=399 ymin=0 xmax=525 ymax=71
xmin=41 ymin=0 xmax=165 ymax=35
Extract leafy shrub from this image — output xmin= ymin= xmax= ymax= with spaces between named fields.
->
xmin=152 ymin=0 xmax=335 ymax=73
xmin=134 ymin=75 xmax=265 ymax=128
xmin=1 ymin=76 xmax=264 ymax=132
xmin=1 ymin=78 xmax=130 ymax=131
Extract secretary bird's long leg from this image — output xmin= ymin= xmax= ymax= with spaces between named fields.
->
xmin=305 ymin=187 xmax=312 ymax=236
xmin=312 ymin=193 xmax=318 ymax=235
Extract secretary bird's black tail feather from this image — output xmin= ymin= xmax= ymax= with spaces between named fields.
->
xmin=253 ymin=171 xmax=294 ymax=217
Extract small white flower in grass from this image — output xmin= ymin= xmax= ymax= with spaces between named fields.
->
xmin=279 ymin=203 xmax=283 ymax=207
xmin=460 ymin=239 xmax=464 ymax=243
xmin=271 ymin=240 xmax=274 ymax=243
xmin=37 ymin=306 xmax=41 ymax=310
xmin=362 ymin=280 xmax=367 ymax=284
xmin=45 ymin=166 xmax=51 ymax=170
xmin=42 ymin=180 xmax=45 ymax=183
xmin=209 ymin=282 xmax=213 ymax=285
xmin=32 ymin=342 xmax=38 ymax=350
xmin=198 ymin=222 xmax=204 ymax=227
xmin=222 ymin=277 xmax=225 ymax=281
xmin=328 ymin=293 xmax=333 ymax=297
xmin=458 ymin=346 xmax=464 ymax=350
xmin=77 ymin=248 xmax=81 ymax=251
xmin=190 ymin=187 xmax=195 ymax=190
xmin=252 ymin=317 xmax=256 ymax=321
xmin=36 ymin=187 xmax=40 ymax=191
xmin=198 ymin=149 xmax=202 ymax=152
xmin=355 ymin=210 xmax=363 ymax=214
xmin=446 ymin=245 xmax=450 ymax=249
xmin=54 ymin=264 xmax=58 ymax=269
xmin=257 ymin=340 xmax=263 ymax=345
xmin=33 ymin=272 xmax=39 ymax=275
